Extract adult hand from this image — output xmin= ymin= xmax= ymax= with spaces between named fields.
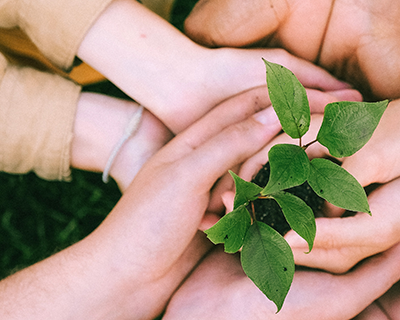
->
xmin=163 ymin=242 xmax=400 ymax=320
xmin=185 ymin=0 xmax=400 ymax=100
xmin=235 ymin=110 xmax=400 ymax=273
xmin=334 ymin=99 xmax=400 ymax=193
xmin=285 ymin=178 xmax=400 ymax=273
xmin=0 ymin=86 xmax=283 ymax=319
xmin=71 ymin=92 xmax=173 ymax=192
xmin=78 ymin=0 xmax=359 ymax=133
xmin=353 ymin=280 xmax=400 ymax=320
xmin=201 ymin=89 xmax=361 ymax=230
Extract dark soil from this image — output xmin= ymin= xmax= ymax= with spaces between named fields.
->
xmin=251 ymin=162 xmax=325 ymax=236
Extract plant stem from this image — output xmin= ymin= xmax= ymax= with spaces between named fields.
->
xmin=250 ymin=201 xmax=257 ymax=223
xmin=302 ymin=139 xmax=318 ymax=150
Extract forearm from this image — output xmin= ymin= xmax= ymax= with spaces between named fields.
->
xmin=0 ymin=237 xmax=127 ymax=319
xmin=77 ymin=0 xmax=211 ymax=132
xmin=0 ymin=214 xmax=210 ymax=320
xmin=77 ymin=0 xmax=350 ymax=133
xmin=71 ymin=92 xmax=172 ymax=192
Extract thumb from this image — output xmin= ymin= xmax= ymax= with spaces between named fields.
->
xmin=184 ymin=0 xmax=289 ymax=47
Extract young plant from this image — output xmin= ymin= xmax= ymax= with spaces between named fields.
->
xmin=204 ymin=59 xmax=389 ymax=312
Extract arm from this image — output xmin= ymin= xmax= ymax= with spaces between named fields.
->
xmin=1 ymin=0 xmax=357 ymax=133
xmin=0 ymin=86 xmax=283 ymax=319
xmin=0 ymin=51 xmax=171 ymax=187
xmin=77 ymin=0 xmax=355 ymax=133
xmin=71 ymin=92 xmax=172 ymax=191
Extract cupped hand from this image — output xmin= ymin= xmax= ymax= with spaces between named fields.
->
xmin=163 ymin=242 xmax=400 ymax=320
xmin=227 ymin=109 xmax=400 ymax=273
xmin=201 ymin=89 xmax=360 ymax=230
xmin=85 ymin=86 xmax=284 ymax=318
xmin=239 ymin=98 xmax=400 ymax=193
xmin=185 ymin=0 xmax=400 ymax=100
xmin=286 ymin=177 xmax=400 ymax=273
xmin=336 ymin=99 xmax=400 ymax=190
xmin=354 ymin=280 xmax=400 ymax=320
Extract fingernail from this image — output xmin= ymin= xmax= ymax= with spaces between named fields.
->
xmin=253 ymin=106 xmax=280 ymax=126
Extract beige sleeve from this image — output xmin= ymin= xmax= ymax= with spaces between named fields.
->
xmin=0 ymin=0 xmax=114 ymax=71
xmin=0 ymin=54 xmax=81 ymax=181
xmin=0 ymin=0 xmax=177 ymax=72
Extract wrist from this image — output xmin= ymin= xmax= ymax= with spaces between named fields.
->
xmin=77 ymin=0 xmax=209 ymax=132
xmin=71 ymin=92 xmax=172 ymax=192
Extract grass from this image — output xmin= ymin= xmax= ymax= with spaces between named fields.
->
xmin=0 ymin=0 xmax=198 ymax=288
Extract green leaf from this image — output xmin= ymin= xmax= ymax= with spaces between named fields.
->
xmin=261 ymin=144 xmax=310 ymax=195
xmin=308 ymin=158 xmax=370 ymax=214
xmin=230 ymin=171 xmax=262 ymax=209
xmin=205 ymin=205 xmax=251 ymax=253
xmin=270 ymin=191 xmax=316 ymax=252
xmin=317 ymin=100 xmax=389 ymax=157
xmin=264 ymin=59 xmax=310 ymax=139
xmin=241 ymin=222 xmax=294 ymax=312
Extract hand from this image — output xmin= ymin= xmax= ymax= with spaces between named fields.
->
xmin=239 ymin=99 xmax=400 ymax=192
xmin=163 ymin=243 xmax=400 ymax=320
xmin=333 ymin=99 xmax=400 ymax=193
xmin=185 ymin=0 xmax=400 ymax=100
xmin=77 ymin=0 xmax=359 ymax=133
xmin=227 ymin=102 xmax=400 ymax=273
xmin=0 ymin=86 xmax=284 ymax=319
xmin=71 ymin=92 xmax=173 ymax=192
xmin=201 ymin=89 xmax=361 ymax=230
xmin=354 ymin=280 xmax=400 ymax=320
xmin=285 ymin=177 xmax=400 ymax=273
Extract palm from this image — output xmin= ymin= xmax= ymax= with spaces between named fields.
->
xmin=164 ymin=244 xmax=400 ymax=320
xmin=186 ymin=0 xmax=400 ymax=99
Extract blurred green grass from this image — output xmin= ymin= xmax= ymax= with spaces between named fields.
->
xmin=0 ymin=0 xmax=198 ymax=281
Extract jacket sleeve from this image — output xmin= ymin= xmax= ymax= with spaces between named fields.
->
xmin=0 ymin=0 xmax=176 ymax=72
xmin=0 ymin=53 xmax=81 ymax=181
xmin=0 ymin=0 xmax=114 ymax=71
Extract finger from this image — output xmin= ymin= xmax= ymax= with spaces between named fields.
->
xmin=287 ymin=179 xmax=400 ymax=273
xmin=182 ymin=105 xmax=282 ymax=190
xmin=353 ymin=303 xmax=389 ymax=320
xmin=185 ymin=0 xmax=289 ymax=47
xmin=326 ymin=88 xmax=363 ymax=102
xmin=301 ymin=242 xmax=400 ymax=319
xmin=207 ymin=169 xmax=237 ymax=214
xmin=340 ymin=242 xmax=400 ymax=316
xmin=323 ymin=201 xmax=346 ymax=218
xmin=285 ymin=214 xmax=376 ymax=273
xmin=340 ymin=100 xmax=400 ymax=187
xmin=199 ymin=213 xmax=221 ymax=231
xmin=308 ymin=88 xmax=361 ymax=113
xmin=162 ymin=86 xmax=278 ymax=162
xmin=199 ymin=190 xmax=235 ymax=231
xmin=260 ymin=49 xmax=353 ymax=92
xmin=238 ymin=114 xmax=325 ymax=181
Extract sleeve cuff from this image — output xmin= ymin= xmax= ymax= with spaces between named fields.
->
xmin=17 ymin=0 xmax=114 ymax=71
xmin=0 ymin=57 xmax=81 ymax=180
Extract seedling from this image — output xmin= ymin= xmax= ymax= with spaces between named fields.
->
xmin=205 ymin=60 xmax=389 ymax=312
